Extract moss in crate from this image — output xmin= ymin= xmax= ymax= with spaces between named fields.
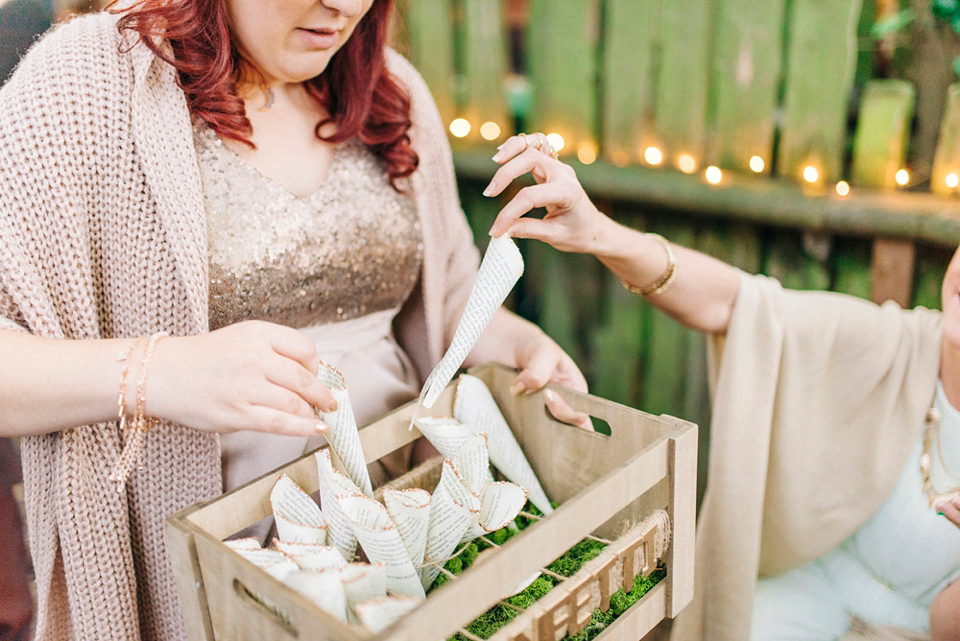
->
xmin=565 ymin=567 xmax=668 ymax=641
xmin=546 ymin=539 xmax=606 ymax=577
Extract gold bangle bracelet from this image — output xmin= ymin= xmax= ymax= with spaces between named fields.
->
xmin=621 ymin=233 xmax=677 ymax=297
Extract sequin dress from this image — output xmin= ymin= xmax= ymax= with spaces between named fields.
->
xmin=194 ymin=124 xmax=424 ymax=491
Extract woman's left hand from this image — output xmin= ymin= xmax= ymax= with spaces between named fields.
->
xmin=467 ymin=309 xmax=592 ymax=429
xmin=937 ymin=495 xmax=960 ymax=529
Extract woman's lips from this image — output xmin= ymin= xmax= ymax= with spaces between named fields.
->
xmin=297 ymin=27 xmax=340 ymax=49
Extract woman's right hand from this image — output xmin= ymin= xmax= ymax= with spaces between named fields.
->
xmin=147 ymin=321 xmax=335 ymax=437
xmin=486 ymin=132 xmax=613 ymax=255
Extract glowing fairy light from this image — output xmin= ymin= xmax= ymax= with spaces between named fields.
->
xmin=577 ymin=145 xmax=597 ymax=165
xmin=449 ymin=118 xmax=471 ymax=138
xmin=947 ymin=173 xmax=959 ymax=189
xmin=643 ymin=146 xmax=663 ymax=166
xmin=895 ymin=169 xmax=910 ymax=187
xmin=803 ymin=166 xmax=819 ymax=184
xmin=836 ymin=181 xmax=850 ymax=197
xmin=705 ymin=166 xmax=723 ymax=184
xmin=749 ymin=155 xmax=765 ymax=173
xmin=479 ymin=122 xmax=501 ymax=141
xmin=677 ymin=154 xmax=697 ymax=174
xmin=546 ymin=133 xmax=565 ymax=152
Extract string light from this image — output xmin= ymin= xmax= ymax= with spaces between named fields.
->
xmin=705 ymin=166 xmax=723 ymax=184
xmin=479 ymin=122 xmax=501 ymax=141
xmin=803 ymin=166 xmax=819 ymax=184
xmin=749 ymin=156 xmax=765 ymax=173
xmin=449 ymin=118 xmax=471 ymax=138
xmin=577 ymin=146 xmax=597 ymax=165
xmin=677 ymin=154 xmax=697 ymax=174
xmin=643 ymin=146 xmax=663 ymax=166
xmin=836 ymin=181 xmax=850 ymax=197
xmin=947 ymin=173 xmax=959 ymax=189
xmin=895 ymin=169 xmax=909 ymax=187
xmin=546 ymin=133 xmax=565 ymax=152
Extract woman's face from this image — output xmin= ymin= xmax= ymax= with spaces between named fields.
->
xmin=942 ymin=246 xmax=960 ymax=349
xmin=226 ymin=0 xmax=375 ymax=86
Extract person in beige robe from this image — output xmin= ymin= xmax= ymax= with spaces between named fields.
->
xmin=481 ymin=131 xmax=960 ymax=640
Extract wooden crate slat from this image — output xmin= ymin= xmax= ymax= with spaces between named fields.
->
xmin=708 ymin=0 xmax=788 ymax=172
xmin=931 ymin=83 xmax=960 ymax=197
xmin=653 ymin=0 xmax=713 ymax=168
xmin=599 ymin=0 xmax=661 ymax=165
xmin=527 ymin=0 xmax=599 ymax=155
xmin=401 ymin=0 xmax=457 ymax=126
xmin=777 ymin=0 xmax=864 ymax=183
xmin=461 ymin=0 xmax=509 ymax=143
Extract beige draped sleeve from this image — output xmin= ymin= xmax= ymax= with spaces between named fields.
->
xmin=672 ymin=272 xmax=942 ymax=641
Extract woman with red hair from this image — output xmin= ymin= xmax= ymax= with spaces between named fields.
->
xmin=0 ymin=1 xmax=585 ymax=639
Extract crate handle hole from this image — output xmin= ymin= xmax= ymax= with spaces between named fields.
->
xmin=543 ymin=392 xmax=612 ymax=435
xmin=232 ymin=578 xmax=300 ymax=638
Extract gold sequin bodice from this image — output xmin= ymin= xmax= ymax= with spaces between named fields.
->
xmin=194 ymin=125 xmax=423 ymax=330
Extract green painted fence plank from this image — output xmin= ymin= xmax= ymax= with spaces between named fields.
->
xmin=401 ymin=0 xmax=457 ymax=126
xmin=912 ymin=244 xmax=953 ymax=310
xmin=832 ymin=237 xmax=873 ymax=299
xmin=600 ymin=0 xmax=660 ymax=165
xmin=654 ymin=0 xmax=713 ymax=169
xmin=590 ymin=269 xmax=647 ymax=406
xmin=709 ymin=0 xmax=788 ymax=172
xmin=641 ymin=219 xmax=696 ymax=417
xmin=851 ymin=80 xmax=915 ymax=188
xmin=778 ymin=0 xmax=864 ymax=183
xmin=527 ymin=0 xmax=599 ymax=156
xmin=461 ymin=0 xmax=509 ymax=144
xmin=932 ymin=84 xmax=960 ymax=197
xmin=763 ymin=231 xmax=831 ymax=291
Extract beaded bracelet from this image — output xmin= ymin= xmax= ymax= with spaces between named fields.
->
xmin=109 ymin=331 xmax=168 ymax=491
xmin=620 ymin=233 xmax=678 ymax=297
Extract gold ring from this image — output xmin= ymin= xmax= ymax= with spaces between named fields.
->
xmin=548 ymin=146 xmax=559 ymax=160
xmin=518 ymin=132 xmax=530 ymax=151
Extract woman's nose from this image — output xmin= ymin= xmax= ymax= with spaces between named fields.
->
xmin=322 ymin=0 xmax=364 ymax=17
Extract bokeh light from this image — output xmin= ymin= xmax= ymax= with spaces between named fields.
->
xmin=705 ymin=166 xmax=723 ymax=184
xmin=479 ymin=121 xmax=501 ymax=141
xmin=449 ymin=118 xmax=471 ymax=138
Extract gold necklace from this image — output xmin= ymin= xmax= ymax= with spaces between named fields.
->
xmin=921 ymin=405 xmax=960 ymax=509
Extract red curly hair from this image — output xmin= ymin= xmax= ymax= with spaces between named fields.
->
xmin=115 ymin=0 xmax=418 ymax=188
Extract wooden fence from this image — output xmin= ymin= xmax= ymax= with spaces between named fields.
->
xmin=394 ymin=0 xmax=960 ymax=498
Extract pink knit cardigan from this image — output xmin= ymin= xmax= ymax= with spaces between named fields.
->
xmin=0 ymin=12 xmax=479 ymax=641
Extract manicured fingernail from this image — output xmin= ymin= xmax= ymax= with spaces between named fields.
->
xmin=316 ymin=421 xmax=328 ymax=433
xmin=496 ymin=142 xmax=506 ymax=150
xmin=544 ymin=389 xmax=555 ymax=402
xmin=482 ymin=181 xmax=496 ymax=197
xmin=492 ymin=150 xmax=505 ymax=162
xmin=510 ymin=381 xmax=528 ymax=396
xmin=328 ymin=399 xmax=338 ymax=412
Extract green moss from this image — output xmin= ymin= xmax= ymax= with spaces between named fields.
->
xmin=436 ymin=504 xmax=665 ymax=641
xmin=504 ymin=575 xmax=556 ymax=609
xmin=546 ymin=539 xmax=606 ymax=577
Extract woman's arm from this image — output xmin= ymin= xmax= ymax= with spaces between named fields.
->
xmin=931 ymin=577 xmax=960 ymax=641
xmin=0 ymin=322 xmax=336 ymax=437
xmin=486 ymin=134 xmax=740 ymax=335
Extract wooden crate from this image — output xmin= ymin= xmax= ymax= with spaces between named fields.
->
xmin=165 ymin=363 xmax=697 ymax=641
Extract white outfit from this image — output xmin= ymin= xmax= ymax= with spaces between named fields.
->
xmin=751 ymin=382 xmax=960 ymax=639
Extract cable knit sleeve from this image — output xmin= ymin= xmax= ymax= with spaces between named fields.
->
xmin=0 ymin=13 xmax=138 ymax=340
